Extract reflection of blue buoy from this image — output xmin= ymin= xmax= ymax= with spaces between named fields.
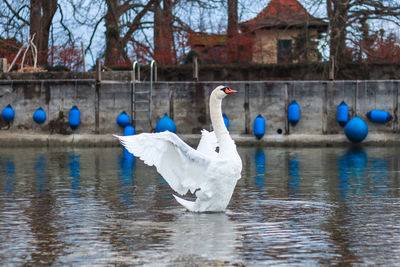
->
xmin=33 ymin=107 xmax=47 ymax=124
xmin=1 ymin=104 xmax=14 ymax=122
xmin=366 ymin=110 xmax=392 ymax=123
xmin=68 ymin=154 xmax=81 ymax=195
xmin=2 ymin=157 xmax=15 ymax=192
xmin=254 ymin=150 xmax=266 ymax=189
xmin=288 ymin=101 xmax=300 ymax=126
xmin=337 ymin=101 xmax=349 ymax=126
xmin=223 ymin=114 xmax=229 ymax=131
xmin=253 ymin=115 xmax=265 ymax=140
xmin=155 ymin=114 xmax=176 ymax=133
xmin=337 ymin=148 xmax=368 ymax=200
xmin=69 ymin=106 xmax=80 ymax=130
xmin=118 ymin=153 xmax=135 ymax=207
xmin=344 ymin=117 xmax=368 ymax=143
xmin=117 ymin=111 xmax=130 ymax=127
xmin=288 ymin=155 xmax=300 ymax=197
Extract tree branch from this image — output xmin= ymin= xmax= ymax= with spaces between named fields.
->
xmin=3 ymin=0 xmax=29 ymax=25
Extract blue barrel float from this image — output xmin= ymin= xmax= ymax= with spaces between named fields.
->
xmin=155 ymin=114 xmax=176 ymax=133
xmin=123 ymin=125 xmax=135 ymax=158
xmin=253 ymin=114 xmax=265 ymax=140
xmin=124 ymin=125 xmax=135 ymax=136
xmin=288 ymin=100 xmax=300 ymax=126
xmin=1 ymin=104 xmax=14 ymax=122
xmin=69 ymin=105 xmax=80 ymax=130
xmin=33 ymin=107 xmax=46 ymax=124
xmin=344 ymin=117 xmax=368 ymax=143
xmin=337 ymin=101 xmax=349 ymax=126
xmin=117 ymin=111 xmax=130 ymax=127
xmin=366 ymin=110 xmax=392 ymax=123
xmin=223 ymin=113 xmax=229 ymax=131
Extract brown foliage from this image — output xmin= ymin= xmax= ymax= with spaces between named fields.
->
xmin=49 ymin=43 xmax=83 ymax=71
xmin=365 ymin=31 xmax=400 ymax=63
xmin=0 ymin=38 xmax=22 ymax=66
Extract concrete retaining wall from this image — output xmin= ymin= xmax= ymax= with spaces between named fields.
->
xmin=0 ymin=80 xmax=399 ymax=136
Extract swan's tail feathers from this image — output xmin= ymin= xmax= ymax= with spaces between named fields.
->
xmin=173 ymin=194 xmax=197 ymax=212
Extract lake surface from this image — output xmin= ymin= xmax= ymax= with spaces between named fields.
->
xmin=0 ymin=146 xmax=399 ymax=266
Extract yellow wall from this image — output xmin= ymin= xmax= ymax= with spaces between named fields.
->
xmin=252 ymin=28 xmax=320 ymax=64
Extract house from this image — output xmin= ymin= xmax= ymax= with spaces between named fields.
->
xmin=239 ymin=0 xmax=328 ymax=64
xmin=188 ymin=0 xmax=327 ymax=64
xmin=188 ymin=33 xmax=228 ymax=64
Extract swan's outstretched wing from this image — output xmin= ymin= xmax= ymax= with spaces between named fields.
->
xmin=114 ymin=131 xmax=213 ymax=195
xmin=196 ymin=130 xmax=218 ymax=157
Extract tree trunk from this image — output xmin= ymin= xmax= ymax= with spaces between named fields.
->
xmin=30 ymin=0 xmax=58 ymax=66
xmin=227 ymin=0 xmax=238 ymax=63
xmin=153 ymin=0 xmax=175 ymax=65
xmin=104 ymin=0 xmax=130 ymax=68
xmin=327 ymin=0 xmax=348 ymax=67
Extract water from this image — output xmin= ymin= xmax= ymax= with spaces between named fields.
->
xmin=0 ymin=146 xmax=399 ymax=266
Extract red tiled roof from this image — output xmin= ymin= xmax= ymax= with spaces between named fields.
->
xmin=240 ymin=0 xmax=327 ymax=31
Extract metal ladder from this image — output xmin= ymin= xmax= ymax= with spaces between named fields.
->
xmin=131 ymin=60 xmax=156 ymax=131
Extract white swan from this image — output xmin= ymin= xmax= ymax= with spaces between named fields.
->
xmin=114 ymin=85 xmax=242 ymax=212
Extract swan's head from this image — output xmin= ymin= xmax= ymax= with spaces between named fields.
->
xmin=213 ymin=85 xmax=237 ymax=100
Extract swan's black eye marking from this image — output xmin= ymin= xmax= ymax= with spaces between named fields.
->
xmin=221 ymin=87 xmax=229 ymax=93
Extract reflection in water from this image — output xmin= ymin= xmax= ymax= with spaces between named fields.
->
xmin=1 ymin=157 xmax=15 ymax=192
xmin=288 ymin=155 xmax=300 ymax=198
xmin=0 ymin=146 xmax=399 ymax=266
xmin=34 ymin=156 xmax=47 ymax=195
xmin=168 ymin=212 xmax=239 ymax=262
xmin=68 ymin=154 xmax=81 ymax=196
xmin=254 ymin=150 xmax=266 ymax=190
xmin=337 ymin=148 xmax=368 ymax=200
xmin=31 ymin=154 xmax=64 ymax=266
xmin=118 ymin=151 xmax=135 ymax=208
xmin=335 ymin=148 xmax=397 ymax=265
xmin=369 ymin=157 xmax=389 ymax=196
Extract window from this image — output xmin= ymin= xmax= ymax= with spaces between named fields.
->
xmin=277 ymin=39 xmax=292 ymax=63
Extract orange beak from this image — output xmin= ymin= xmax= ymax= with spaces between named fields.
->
xmin=225 ymin=88 xmax=237 ymax=94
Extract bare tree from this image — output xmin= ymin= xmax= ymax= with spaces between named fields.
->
xmin=0 ymin=0 xmax=58 ymax=66
xmin=30 ymin=0 xmax=58 ymax=65
xmin=103 ymin=0 xmax=157 ymax=68
xmin=227 ymin=0 xmax=238 ymax=62
xmin=153 ymin=0 xmax=175 ymax=65
xmin=327 ymin=0 xmax=400 ymax=66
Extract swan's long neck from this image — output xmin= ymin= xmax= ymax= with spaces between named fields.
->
xmin=210 ymin=92 xmax=229 ymax=141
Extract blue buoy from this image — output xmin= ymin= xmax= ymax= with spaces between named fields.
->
xmin=117 ymin=111 xmax=130 ymax=127
xmin=69 ymin=105 xmax=80 ymax=130
xmin=253 ymin=114 xmax=265 ymax=140
xmin=123 ymin=125 xmax=135 ymax=157
xmin=33 ymin=107 xmax=46 ymax=124
xmin=1 ymin=104 xmax=14 ymax=122
xmin=288 ymin=101 xmax=300 ymax=126
xmin=366 ymin=110 xmax=392 ymax=123
xmin=155 ymin=114 xmax=176 ymax=133
xmin=344 ymin=117 xmax=368 ymax=143
xmin=223 ymin=113 xmax=229 ymax=131
xmin=123 ymin=125 xmax=135 ymax=136
xmin=337 ymin=101 xmax=349 ymax=126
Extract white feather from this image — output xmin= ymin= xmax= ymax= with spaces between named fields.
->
xmin=196 ymin=130 xmax=218 ymax=157
xmin=114 ymin=85 xmax=242 ymax=212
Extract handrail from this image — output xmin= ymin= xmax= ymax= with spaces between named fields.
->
xmin=132 ymin=61 xmax=140 ymax=82
xmin=149 ymin=60 xmax=157 ymax=127
xmin=131 ymin=61 xmax=140 ymax=126
xmin=150 ymin=60 xmax=157 ymax=82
